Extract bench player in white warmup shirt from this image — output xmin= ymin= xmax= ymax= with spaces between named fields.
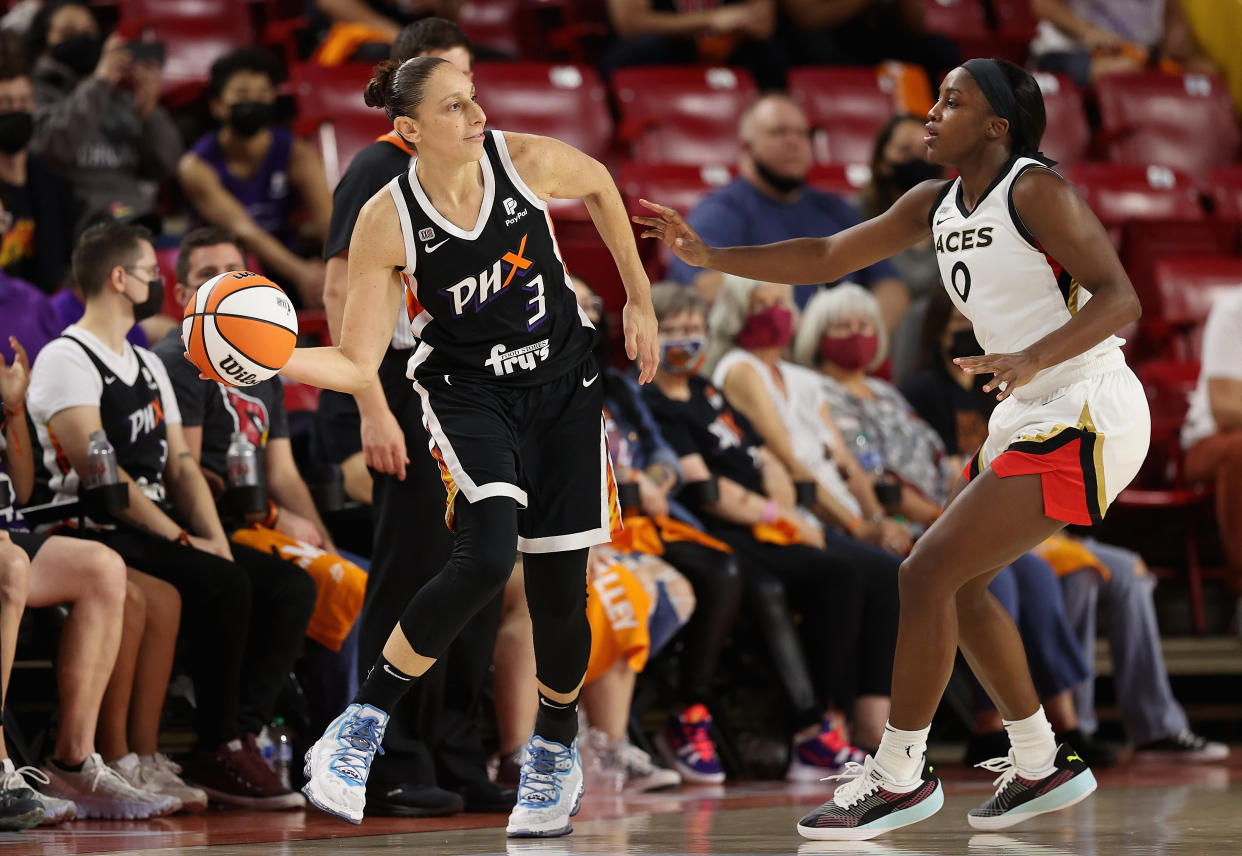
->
xmin=636 ymin=57 xmax=1149 ymax=841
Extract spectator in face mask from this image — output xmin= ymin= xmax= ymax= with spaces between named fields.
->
xmin=0 ymin=31 xmax=76 ymax=294
xmin=25 ymin=1 xmax=182 ymax=231
xmin=858 ymin=114 xmax=945 ymax=384
xmin=666 ymin=94 xmax=909 ymax=330
xmin=178 ymin=48 xmax=332 ymax=309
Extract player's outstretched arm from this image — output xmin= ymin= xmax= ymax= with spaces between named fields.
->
xmin=955 ymin=169 xmax=1142 ymax=401
xmin=507 ymin=132 xmax=659 ymax=383
xmin=633 ymin=180 xmax=945 ymax=286
xmin=282 ymin=190 xmax=404 ymax=394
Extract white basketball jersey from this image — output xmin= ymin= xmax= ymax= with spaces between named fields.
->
xmin=929 ymin=156 xmax=1121 ymax=386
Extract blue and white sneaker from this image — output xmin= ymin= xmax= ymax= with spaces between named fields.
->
xmin=966 ymin=744 xmax=1096 ymax=830
xmin=505 ymin=735 xmax=584 ymax=838
xmin=302 ymin=703 xmax=388 ymax=824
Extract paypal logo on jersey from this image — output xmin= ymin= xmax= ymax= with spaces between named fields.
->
xmin=442 ymin=234 xmax=535 ymax=316
xmin=503 ymin=195 xmax=528 ymax=226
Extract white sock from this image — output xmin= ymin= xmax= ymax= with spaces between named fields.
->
xmin=1003 ymin=707 xmax=1057 ymax=777
xmin=873 ymin=722 xmax=929 ymax=785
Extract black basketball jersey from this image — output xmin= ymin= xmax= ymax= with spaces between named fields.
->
xmin=42 ymin=332 xmax=171 ymax=504
xmin=387 ymin=130 xmax=595 ymax=387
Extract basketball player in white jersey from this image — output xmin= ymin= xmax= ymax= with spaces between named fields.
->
xmin=636 ymin=57 xmax=1150 ymax=840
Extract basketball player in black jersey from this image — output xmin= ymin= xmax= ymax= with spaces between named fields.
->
xmin=282 ymin=57 xmax=658 ymax=836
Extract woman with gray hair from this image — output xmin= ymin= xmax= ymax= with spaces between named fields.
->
xmin=709 ymin=274 xmax=913 ymax=556
xmin=793 ymin=283 xmax=956 ymax=527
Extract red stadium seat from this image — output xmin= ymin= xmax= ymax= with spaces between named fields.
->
xmin=789 ymin=67 xmax=892 ymax=166
xmin=1209 ymin=165 xmax=1242 ymax=255
xmin=127 ymin=16 xmax=254 ymax=106
xmin=613 ymin=66 xmax=758 ymax=163
xmin=289 ymin=62 xmax=392 ymax=188
xmin=619 ymin=162 xmax=734 ymax=275
xmin=472 ymin=62 xmax=612 ymax=162
xmin=806 ymin=164 xmax=871 ymax=201
xmin=1030 ymin=72 xmax=1090 ymax=169
xmin=1094 ymin=73 xmax=1241 ymax=180
xmin=288 ymin=62 xmax=377 ymax=125
xmin=1070 ymin=164 xmax=1223 ymax=345
xmin=458 ymin=0 xmax=526 ymax=58
xmin=118 ymin=0 xmax=256 ymax=20
xmin=922 ymin=0 xmax=991 ymax=64
xmin=1153 ymin=257 xmax=1242 ymax=358
xmin=1114 ymin=359 xmax=1224 ymax=633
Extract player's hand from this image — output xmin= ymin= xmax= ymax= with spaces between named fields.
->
xmin=954 ymin=350 xmax=1041 ymax=402
xmin=0 ymin=336 xmax=31 ymax=405
xmin=633 ymin=199 xmax=711 ymax=268
xmin=623 ymin=296 xmax=660 ymax=384
xmin=360 ymin=406 xmax=408 ymax=480
xmin=274 ymin=507 xmax=323 ymax=548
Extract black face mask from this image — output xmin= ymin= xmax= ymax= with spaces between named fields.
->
xmin=0 ymin=112 xmax=33 ymax=155
xmin=128 ymin=278 xmax=164 ymax=322
xmin=752 ymin=156 xmax=805 ymax=195
xmin=227 ymin=101 xmax=274 ymax=138
xmin=949 ymin=328 xmax=984 ymax=361
xmin=889 ymin=158 xmax=942 ymax=192
xmin=51 ymin=33 xmax=102 ymax=77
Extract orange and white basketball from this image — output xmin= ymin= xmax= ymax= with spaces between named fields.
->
xmin=182 ymin=271 xmax=298 ymax=387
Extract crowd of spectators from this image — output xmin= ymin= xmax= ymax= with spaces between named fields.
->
xmin=0 ymin=0 xmax=1236 ymax=833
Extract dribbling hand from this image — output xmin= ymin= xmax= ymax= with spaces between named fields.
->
xmin=632 ymin=199 xmax=710 ymax=268
xmin=955 ymin=350 xmax=1042 ymax=402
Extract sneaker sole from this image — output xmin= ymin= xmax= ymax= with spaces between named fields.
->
xmin=505 ymin=778 xmax=584 ymax=838
xmin=797 ymin=781 xmax=945 ymax=841
xmin=0 ymin=808 xmax=45 ymax=831
xmin=652 ymin=732 xmax=726 ymax=784
xmin=46 ymin=793 xmax=158 ymax=821
xmin=198 ymin=784 xmax=306 ymax=811
xmin=301 ymin=746 xmax=363 ymax=824
xmin=627 ymin=771 xmax=682 ymax=792
xmin=966 ymin=770 xmax=1097 ymax=831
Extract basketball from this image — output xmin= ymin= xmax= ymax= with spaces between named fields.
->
xmin=182 ymin=270 xmax=298 ymax=387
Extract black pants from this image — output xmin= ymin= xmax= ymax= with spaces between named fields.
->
xmin=660 ymin=541 xmax=743 ymax=704
xmin=73 ymin=527 xmax=316 ymax=747
xmin=714 ymin=526 xmax=899 ymax=715
xmin=359 ymin=347 xmax=501 ymax=792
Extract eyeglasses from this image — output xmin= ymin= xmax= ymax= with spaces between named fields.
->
xmin=124 ymin=264 xmax=162 ymax=281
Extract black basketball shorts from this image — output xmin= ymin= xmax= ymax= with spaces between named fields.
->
xmin=412 ymin=356 xmax=621 ymax=553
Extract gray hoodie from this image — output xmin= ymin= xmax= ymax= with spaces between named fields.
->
xmin=30 ymin=55 xmax=183 ymax=228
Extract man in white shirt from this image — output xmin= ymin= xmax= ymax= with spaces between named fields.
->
xmin=1181 ymin=288 xmax=1242 ymax=630
xmin=26 ymin=220 xmax=314 ymax=808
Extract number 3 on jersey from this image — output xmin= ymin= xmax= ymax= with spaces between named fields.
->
xmin=951 ymin=261 xmax=971 ymax=302
xmin=523 ymin=274 xmax=546 ymax=330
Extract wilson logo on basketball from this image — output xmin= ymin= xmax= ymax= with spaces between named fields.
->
xmin=219 ymin=354 xmax=260 ymax=387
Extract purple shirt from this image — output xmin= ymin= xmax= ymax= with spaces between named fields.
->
xmin=0 ymin=271 xmax=63 ymax=363
xmin=49 ymin=289 xmax=148 ymax=349
xmin=189 ymin=127 xmax=295 ymax=246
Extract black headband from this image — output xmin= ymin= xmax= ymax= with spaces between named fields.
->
xmin=962 ymin=58 xmax=1020 ymax=141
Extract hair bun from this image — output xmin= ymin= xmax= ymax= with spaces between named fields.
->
xmin=364 ymin=60 xmax=397 ymax=110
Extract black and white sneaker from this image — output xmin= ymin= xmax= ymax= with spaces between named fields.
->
xmin=796 ymin=756 xmax=943 ymax=841
xmin=1135 ymin=729 xmax=1229 ymax=762
xmin=966 ymin=744 xmax=1096 ymax=831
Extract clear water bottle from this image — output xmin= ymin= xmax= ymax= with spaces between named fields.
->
xmin=270 ymin=717 xmax=293 ymax=789
xmin=226 ymin=431 xmax=260 ymax=488
xmin=854 ymin=431 xmax=884 ymax=478
xmin=85 ymin=429 xmax=120 ymax=488
xmin=256 ymin=725 xmax=274 ymax=769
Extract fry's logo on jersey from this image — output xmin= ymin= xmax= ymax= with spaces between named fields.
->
xmin=441 ymin=234 xmax=534 ymax=316
xmin=935 ymin=226 xmax=993 ymax=254
xmin=484 ymin=339 xmax=550 ymax=376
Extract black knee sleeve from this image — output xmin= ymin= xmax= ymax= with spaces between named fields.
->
xmin=524 ymin=548 xmax=591 ymax=695
xmin=396 ymin=496 xmax=518 ymax=660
